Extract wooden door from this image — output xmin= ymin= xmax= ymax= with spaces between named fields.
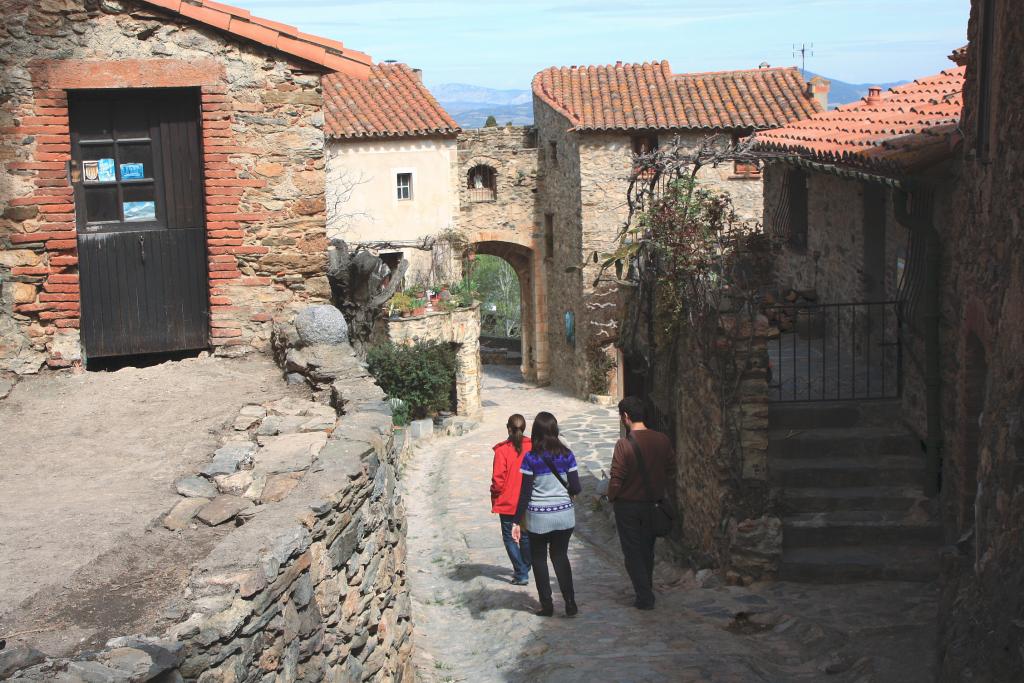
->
xmin=70 ymin=89 xmax=208 ymax=359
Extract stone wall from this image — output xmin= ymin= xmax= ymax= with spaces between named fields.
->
xmin=937 ymin=0 xmax=1024 ymax=677
xmin=534 ymin=101 xmax=586 ymax=395
xmin=0 ymin=0 xmax=332 ymax=371
xmin=381 ymin=305 xmax=482 ymax=418
xmin=4 ymin=340 xmax=414 ymax=682
xmin=457 ymin=126 xmax=538 ymax=239
xmin=763 ymin=167 xmax=908 ymax=306
xmin=619 ymin=284 xmax=777 ymax=577
xmin=657 ymin=132 xmax=764 ymax=224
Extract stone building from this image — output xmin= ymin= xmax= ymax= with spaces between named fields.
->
xmin=0 ymin=0 xmax=373 ymax=372
xmin=752 ymin=63 xmax=966 ymax=582
xmin=532 ymin=61 xmax=825 ymax=397
xmin=323 ymin=64 xmax=461 ymax=284
xmin=754 ymin=13 xmax=1024 ymax=674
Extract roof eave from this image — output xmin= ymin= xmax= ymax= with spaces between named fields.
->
xmin=328 ymin=129 xmax=461 ymax=142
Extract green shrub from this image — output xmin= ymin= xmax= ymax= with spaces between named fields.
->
xmin=388 ymin=398 xmax=411 ymax=426
xmin=367 ymin=341 xmax=457 ymax=419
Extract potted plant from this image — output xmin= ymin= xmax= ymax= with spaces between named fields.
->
xmin=390 ymin=292 xmax=414 ymax=318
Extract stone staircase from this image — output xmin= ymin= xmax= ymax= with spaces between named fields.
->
xmin=769 ymin=400 xmax=941 ymax=582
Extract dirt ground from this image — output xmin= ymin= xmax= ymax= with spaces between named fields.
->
xmin=0 ymin=354 xmax=301 ymax=656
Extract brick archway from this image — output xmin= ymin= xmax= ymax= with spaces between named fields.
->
xmin=469 ymin=235 xmax=549 ymax=384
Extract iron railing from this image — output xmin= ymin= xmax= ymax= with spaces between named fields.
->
xmin=467 ymin=187 xmax=496 ymax=202
xmin=764 ymin=301 xmax=902 ymax=402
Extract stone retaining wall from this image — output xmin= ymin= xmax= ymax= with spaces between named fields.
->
xmin=381 ymin=305 xmax=482 ymax=418
xmin=4 ymin=344 xmax=413 ymax=682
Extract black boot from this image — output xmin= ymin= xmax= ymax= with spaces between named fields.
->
xmin=535 ymin=599 xmax=554 ymax=617
xmin=565 ymin=598 xmax=578 ymax=617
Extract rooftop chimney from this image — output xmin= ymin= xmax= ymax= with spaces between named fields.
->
xmin=806 ymin=75 xmax=830 ymax=110
xmin=866 ymin=86 xmax=882 ymax=104
xmin=412 ymin=68 xmax=423 ymax=82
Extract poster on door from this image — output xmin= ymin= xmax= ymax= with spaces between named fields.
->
xmin=123 ymin=201 xmax=156 ymax=222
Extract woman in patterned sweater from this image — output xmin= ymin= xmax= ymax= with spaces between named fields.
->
xmin=511 ymin=411 xmax=582 ymax=617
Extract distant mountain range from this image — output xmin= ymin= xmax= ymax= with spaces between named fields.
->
xmin=431 ymin=73 xmax=910 ymax=129
xmin=430 ymin=83 xmax=533 ymax=128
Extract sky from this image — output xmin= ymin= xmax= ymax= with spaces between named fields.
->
xmin=239 ymin=0 xmax=971 ymax=89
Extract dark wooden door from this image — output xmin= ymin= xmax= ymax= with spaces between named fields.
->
xmin=70 ymin=89 xmax=208 ymax=359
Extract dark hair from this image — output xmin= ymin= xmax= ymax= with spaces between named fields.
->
xmin=530 ymin=411 xmax=570 ymax=456
xmin=507 ymin=414 xmax=527 ymax=454
xmin=618 ymin=396 xmax=646 ymax=423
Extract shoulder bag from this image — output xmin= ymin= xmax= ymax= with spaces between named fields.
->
xmin=627 ymin=434 xmax=675 ymax=537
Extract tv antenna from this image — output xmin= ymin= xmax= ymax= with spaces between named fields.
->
xmin=793 ymin=43 xmax=814 ymax=76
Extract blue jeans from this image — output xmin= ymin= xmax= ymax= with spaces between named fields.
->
xmin=499 ymin=514 xmax=532 ymax=581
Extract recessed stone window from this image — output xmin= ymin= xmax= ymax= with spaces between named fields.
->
xmin=544 ymin=213 xmax=554 ymax=259
xmin=467 ymin=165 xmax=497 ymax=202
xmin=732 ymin=133 xmax=760 ymax=177
xmin=631 ymin=134 xmax=658 ymax=155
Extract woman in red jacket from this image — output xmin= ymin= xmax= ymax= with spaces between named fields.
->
xmin=491 ymin=413 xmax=532 ymax=585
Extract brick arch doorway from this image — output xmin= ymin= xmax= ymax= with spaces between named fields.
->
xmin=470 ymin=239 xmax=549 ymax=385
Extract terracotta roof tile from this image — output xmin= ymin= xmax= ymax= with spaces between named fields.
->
xmin=135 ymin=0 xmax=372 ymax=77
xmin=324 ymin=64 xmax=460 ymax=140
xmin=532 ymin=61 xmax=821 ymax=132
xmin=754 ymin=66 xmax=965 ymax=175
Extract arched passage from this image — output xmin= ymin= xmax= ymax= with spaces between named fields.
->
xmin=468 ymin=237 xmax=549 ymax=384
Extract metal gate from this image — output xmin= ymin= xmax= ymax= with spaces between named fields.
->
xmin=764 ymin=301 xmax=902 ymax=402
xmin=70 ymin=89 xmax=208 ymax=359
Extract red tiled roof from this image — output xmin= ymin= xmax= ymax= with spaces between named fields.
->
xmin=323 ymin=64 xmax=460 ymax=140
xmin=137 ymin=0 xmax=372 ymax=77
xmin=754 ymin=66 xmax=965 ymax=176
xmin=531 ymin=61 xmax=822 ymax=132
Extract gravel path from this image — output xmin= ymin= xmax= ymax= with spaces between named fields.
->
xmin=405 ymin=366 xmax=939 ymax=682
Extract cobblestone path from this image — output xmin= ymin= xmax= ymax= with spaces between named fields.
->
xmin=404 ymin=366 xmax=938 ymax=682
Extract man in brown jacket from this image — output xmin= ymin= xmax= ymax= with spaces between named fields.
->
xmin=607 ymin=396 xmax=675 ymax=610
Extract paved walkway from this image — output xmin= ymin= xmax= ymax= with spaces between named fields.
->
xmin=404 ymin=366 xmax=938 ymax=682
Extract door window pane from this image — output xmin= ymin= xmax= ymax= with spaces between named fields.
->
xmin=84 ymin=186 xmax=120 ymax=223
xmin=114 ymin=100 xmax=150 ymax=140
xmin=122 ymin=184 xmax=157 ymax=222
xmin=80 ymin=144 xmax=116 ymax=183
xmin=76 ymin=101 xmax=113 ymax=141
xmin=118 ymin=143 xmax=154 ymax=180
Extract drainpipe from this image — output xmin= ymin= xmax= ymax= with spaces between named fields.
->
xmin=895 ymin=187 xmax=942 ymax=497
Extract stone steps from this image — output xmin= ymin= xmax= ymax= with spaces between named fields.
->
xmin=779 ymin=545 xmax=939 ymax=582
xmin=778 ymin=486 xmax=927 ymax=513
xmin=768 ymin=427 xmax=920 ymax=460
xmin=771 ymin=455 xmax=926 ymax=488
xmin=782 ymin=511 xmax=941 ymax=547
xmin=768 ymin=399 xmax=903 ymax=430
xmin=769 ymin=400 xmax=938 ymax=583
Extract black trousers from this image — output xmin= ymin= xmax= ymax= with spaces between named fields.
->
xmin=527 ymin=528 xmax=575 ymax=604
xmin=614 ymin=500 xmax=656 ymax=607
